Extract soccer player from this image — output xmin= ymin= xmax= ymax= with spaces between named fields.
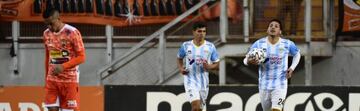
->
xmin=243 ymin=19 xmax=301 ymax=111
xmin=177 ymin=22 xmax=220 ymax=111
xmin=43 ymin=8 xmax=86 ymax=111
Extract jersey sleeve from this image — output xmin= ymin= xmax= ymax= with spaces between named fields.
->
xmin=177 ymin=43 xmax=186 ymax=59
xmin=243 ymin=40 xmax=260 ymax=65
xmin=288 ymin=40 xmax=299 ymax=56
xmin=62 ymin=30 xmax=86 ymax=69
xmin=72 ymin=30 xmax=85 ymax=52
xmin=246 ymin=40 xmax=259 ymax=55
xmin=250 ymin=40 xmax=259 ymax=50
xmin=210 ymin=44 xmax=220 ymax=62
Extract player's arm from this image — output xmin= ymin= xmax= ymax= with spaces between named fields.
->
xmin=204 ymin=45 xmax=220 ymax=70
xmin=62 ymin=50 xmax=85 ymax=69
xmin=62 ymin=30 xmax=86 ymax=70
xmin=177 ymin=58 xmax=184 ymax=69
xmin=289 ymin=51 xmax=300 ymax=71
xmin=243 ymin=54 xmax=258 ymax=66
xmin=287 ymin=51 xmax=300 ymax=78
xmin=204 ymin=61 xmax=219 ymax=70
xmin=287 ymin=41 xmax=301 ymax=78
xmin=243 ymin=54 xmax=250 ymax=65
xmin=177 ymin=43 xmax=188 ymax=75
xmin=177 ymin=58 xmax=188 ymax=75
xmin=243 ymin=41 xmax=259 ymax=66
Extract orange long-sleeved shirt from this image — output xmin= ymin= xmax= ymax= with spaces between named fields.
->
xmin=44 ymin=24 xmax=85 ymax=83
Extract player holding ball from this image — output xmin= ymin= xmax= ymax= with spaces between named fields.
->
xmin=243 ymin=19 xmax=301 ymax=111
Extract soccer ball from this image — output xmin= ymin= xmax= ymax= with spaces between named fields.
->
xmin=248 ymin=48 xmax=267 ymax=64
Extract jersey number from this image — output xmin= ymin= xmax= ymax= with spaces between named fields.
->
xmin=278 ymin=98 xmax=285 ymax=105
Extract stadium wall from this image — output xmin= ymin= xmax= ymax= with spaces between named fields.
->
xmin=292 ymin=42 xmax=360 ymax=86
xmin=0 ymin=42 xmax=360 ymax=86
xmin=1 ymin=85 xmax=359 ymax=111
xmin=0 ymin=43 xmax=180 ymax=85
xmin=105 ymin=85 xmax=360 ymax=111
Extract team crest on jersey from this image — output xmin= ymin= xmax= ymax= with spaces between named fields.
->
xmin=204 ymin=50 xmax=209 ymax=55
xmin=279 ymin=48 xmax=285 ymax=53
xmin=187 ymin=50 xmax=192 ymax=54
xmin=61 ymin=39 xmax=68 ymax=47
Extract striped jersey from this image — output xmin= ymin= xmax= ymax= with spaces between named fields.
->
xmin=177 ymin=40 xmax=220 ymax=90
xmin=248 ymin=37 xmax=299 ymax=90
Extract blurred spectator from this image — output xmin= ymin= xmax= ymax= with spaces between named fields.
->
xmin=277 ymin=0 xmax=303 ymax=36
xmin=254 ymin=0 xmax=268 ymax=19
xmin=253 ymin=0 xmax=269 ymax=31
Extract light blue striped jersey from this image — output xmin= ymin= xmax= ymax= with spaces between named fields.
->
xmin=177 ymin=40 xmax=220 ymax=90
xmin=248 ymin=37 xmax=299 ymax=90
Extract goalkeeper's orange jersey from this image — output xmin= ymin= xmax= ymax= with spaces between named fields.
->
xmin=43 ymin=24 xmax=85 ymax=83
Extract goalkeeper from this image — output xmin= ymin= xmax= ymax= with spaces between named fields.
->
xmin=243 ymin=19 xmax=301 ymax=111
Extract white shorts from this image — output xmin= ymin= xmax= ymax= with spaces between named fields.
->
xmin=259 ymin=88 xmax=287 ymax=111
xmin=185 ymin=87 xmax=209 ymax=109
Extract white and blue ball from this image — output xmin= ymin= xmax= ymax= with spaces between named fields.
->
xmin=249 ymin=48 xmax=267 ymax=64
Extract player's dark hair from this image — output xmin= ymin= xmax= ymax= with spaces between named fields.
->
xmin=42 ymin=8 xmax=59 ymax=19
xmin=192 ymin=22 xmax=207 ymax=31
xmin=268 ymin=19 xmax=283 ymax=31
